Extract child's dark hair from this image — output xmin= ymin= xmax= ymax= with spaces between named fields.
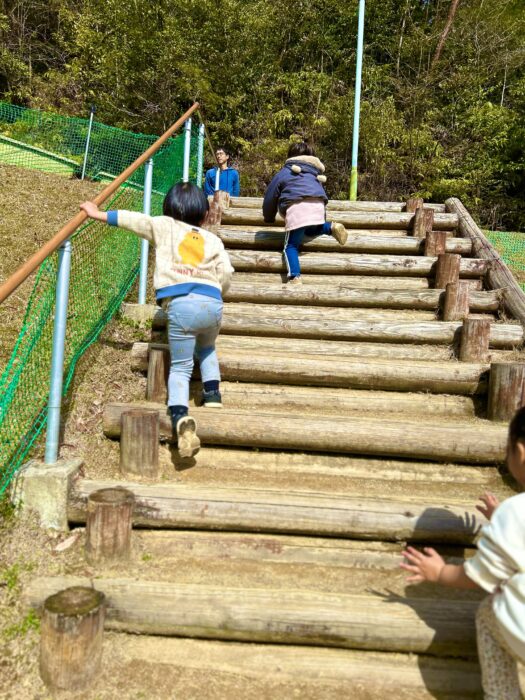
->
xmin=163 ymin=182 xmax=209 ymax=226
xmin=509 ymin=406 xmax=525 ymax=449
xmin=287 ymin=142 xmax=315 ymax=159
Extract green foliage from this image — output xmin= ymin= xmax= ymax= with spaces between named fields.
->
xmin=0 ymin=0 xmax=524 ymax=228
xmin=3 ymin=609 xmax=40 ymax=641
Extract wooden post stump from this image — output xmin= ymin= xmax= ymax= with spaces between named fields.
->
xmin=40 ymin=586 xmax=105 ymax=691
xmin=459 ymin=317 xmax=491 ymax=362
xmin=85 ymin=488 xmax=135 ymax=565
xmin=206 ymin=191 xmax=223 ymax=232
xmin=443 ymin=281 xmax=470 ymax=321
xmin=413 ymin=208 xmax=434 ymax=239
xmin=406 ymin=197 xmax=424 ymax=213
xmin=120 ymin=409 xmax=160 ymax=478
xmin=435 ymin=253 xmax=461 ymax=289
xmin=425 ymin=230 xmax=447 ymax=257
xmin=488 ymin=362 xmax=525 ymax=421
xmin=146 ymin=346 xmax=169 ymax=402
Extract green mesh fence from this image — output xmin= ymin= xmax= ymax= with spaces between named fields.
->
xmin=485 ymin=231 xmax=525 ymax=292
xmin=0 ymin=103 xmax=201 ymax=494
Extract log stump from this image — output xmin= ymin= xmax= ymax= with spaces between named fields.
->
xmin=424 ymin=230 xmax=447 ymax=257
xmin=406 ymin=197 xmax=424 ymax=213
xmin=459 ymin=317 xmax=491 ymax=362
xmin=443 ymin=281 xmax=470 ymax=322
xmin=413 ymin=208 xmax=434 ymax=239
xmin=435 ymin=253 xmax=461 ymax=289
xmin=85 ymin=487 xmax=135 ymax=565
xmin=120 ymin=409 xmax=160 ymax=478
xmin=146 ymin=346 xmax=169 ymax=402
xmin=488 ymin=362 xmax=525 ymax=421
xmin=40 ymin=586 xmax=105 ymax=691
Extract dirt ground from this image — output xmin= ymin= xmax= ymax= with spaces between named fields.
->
xmin=0 ymin=164 xmax=102 ymax=368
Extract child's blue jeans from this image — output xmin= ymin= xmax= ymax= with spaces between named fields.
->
xmin=165 ymin=293 xmax=223 ymax=407
xmin=283 ymin=222 xmax=333 ymax=278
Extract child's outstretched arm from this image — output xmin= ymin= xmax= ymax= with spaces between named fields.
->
xmin=80 ymin=201 xmax=108 ymax=222
xmin=400 ymin=546 xmax=480 ymax=589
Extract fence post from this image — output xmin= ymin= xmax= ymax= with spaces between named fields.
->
xmin=349 ymin=0 xmax=365 ymax=201
xmin=138 ymin=158 xmax=153 ymax=305
xmin=44 ymin=240 xmax=73 ymax=464
xmin=80 ymin=105 xmax=96 ymax=181
xmin=182 ymin=118 xmax=192 ymax=183
xmin=196 ymin=123 xmax=205 ymax=188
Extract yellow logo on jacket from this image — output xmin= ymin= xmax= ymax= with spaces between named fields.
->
xmin=178 ymin=230 xmax=205 ymax=267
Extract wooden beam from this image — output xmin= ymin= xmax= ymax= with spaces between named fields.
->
xmin=412 ymin=208 xmax=434 ymax=239
xmin=120 ymin=410 xmax=159 ymax=478
xmin=443 ymin=281 xmax=470 ymax=322
xmin=488 ymin=362 xmax=525 ymax=421
xmin=229 ymin=196 xmax=446 ymax=212
xmin=424 ymin=231 xmax=448 ymax=257
xmin=103 ymin=405 xmax=507 ymax=464
xmin=227 ymin=250 xmax=488 ymax=277
xmin=85 ymin=488 xmax=134 ymax=565
xmin=460 ymin=317 xmax=491 ymax=363
xmin=406 ymin=197 xmax=424 ymax=213
xmin=446 ymin=197 xmax=525 ymax=326
xmin=435 ymin=253 xmax=460 ymax=289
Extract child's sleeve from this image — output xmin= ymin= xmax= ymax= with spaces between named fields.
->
xmin=107 ymin=210 xmax=156 ymax=243
xmin=262 ymin=172 xmax=282 ymax=223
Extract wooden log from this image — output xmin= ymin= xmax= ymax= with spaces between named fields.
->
xmin=443 ymin=281 xmax=470 ymax=322
xmin=222 ymin=303 xmax=437 ymax=322
xmin=223 ymin=284 xmax=499 ymax=313
xmin=412 ymin=208 xmax=434 ymax=239
xmin=460 ymin=317 xmax=491 ymax=363
xmin=424 ymin=230 xmax=448 ymax=257
xmin=27 ymin=576 xmax=478 ymax=656
xmin=230 ymin=196 xmax=446 ymax=212
xmin=227 ymin=250 xmax=488 ymax=278
xmin=85 ymin=487 xmax=135 ymax=565
xmin=435 ymin=253 xmax=461 ymax=289
xmin=227 ymin=272 xmax=484 ymax=291
xmin=39 ymin=586 xmax=105 ymax=691
xmin=120 ymin=409 xmax=160 ymax=478
xmin=103 ymin=404 xmax=507 ymax=464
xmin=69 ymin=478 xmax=497 ymax=542
xmin=405 ymin=197 xmax=424 ymax=213
xmin=221 ymin=208 xmax=458 ymax=231
xmin=488 ymin=362 xmax=525 ymax=421
xmin=446 ymin=197 xmax=525 ymax=326
xmin=206 ymin=191 xmax=223 ymax=232
xmin=217 ymin=229 xmax=471 ymax=255
xmin=126 ymin=303 xmax=522 ymax=347
xmin=146 ymin=346 xmax=170 ymax=402
xmin=112 ymin=637 xmax=483 ymax=699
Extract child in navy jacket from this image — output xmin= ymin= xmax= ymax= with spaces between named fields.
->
xmin=262 ymin=142 xmax=347 ymax=284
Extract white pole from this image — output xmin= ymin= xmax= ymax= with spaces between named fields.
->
xmin=81 ymin=106 xmax=96 ymax=180
xmin=182 ymin=118 xmax=192 ymax=183
xmin=350 ymin=0 xmax=365 ymax=201
xmin=138 ymin=158 xmax=153 ymax=304
xmin=196 ymin=123 xmax=205 ymax=188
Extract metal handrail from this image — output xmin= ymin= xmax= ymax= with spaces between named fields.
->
xmin=0 ymin=102 xmax=199 ymax=305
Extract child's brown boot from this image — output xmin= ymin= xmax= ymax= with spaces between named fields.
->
xmin=176 ymin=416 xmax=201 ymax=458
xmin=331 ymin=222 xmax=348 ymax=246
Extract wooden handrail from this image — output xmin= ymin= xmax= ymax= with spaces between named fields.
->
xmin=0 ymin=102 xmax=199 ymax=304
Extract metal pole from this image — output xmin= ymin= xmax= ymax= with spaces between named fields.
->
xmin=349 ymin=0 xmax=365 ymax=201
xmin=182 ymin=117 xmax=192 ymax=183
xmin=81 ymin=105 xmax=96 ymax=181
xmin=196 ymin=123 xmax=205 ymax=188
xmin=138 ymin=158 xmax=153 ymax=304
xmin=44 ymin=240 xmax=72 ymax=464
xmin=215 ymin=166 xmax=220 ymax=192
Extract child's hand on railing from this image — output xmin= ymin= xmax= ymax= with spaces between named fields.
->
xmin=80 ymin=201 xmax=107 ymax=222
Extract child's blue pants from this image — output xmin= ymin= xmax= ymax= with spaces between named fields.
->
xmin=283 ymin=222 xmax=333 ymax=278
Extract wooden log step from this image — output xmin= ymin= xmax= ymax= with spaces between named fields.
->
xmin=222 ymin=208 xmax=458 ymax=231
xmin=123 ymin=304 xmax=522 ymax=347
xmin=218 ymin=230 xmax=472 ymax=255
xmin=131 ymin=338 xmax=458 ymax=371
xmin=224 ymin=303 xmax=437 ymax=322
xmin=107 ymin=636 xmax=483 ymax=699
xmin=69 ymin=479 xmax=494 ymax=542
xmin=228 ymin=250 xmax=488 ymax=277
xmin=229 ymin=196 xmax=447 ymax=212
xmin=220 ymin=224 xmax=415 ymax=238
xmin=24 ymin=576 xmax=478 ymax=656
xmin=224 ymin=283 xmax=499 ymax=312
xmin=103 ymin=405 xmax=507 ymax=464
xmin=229 ymin=272 xmax=483 ymax=290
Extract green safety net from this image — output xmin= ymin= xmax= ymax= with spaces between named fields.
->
xmin=485 ymin=231 xmax=525 ymax=292
xmin=0 ymin=102 xmax=201 ymax=494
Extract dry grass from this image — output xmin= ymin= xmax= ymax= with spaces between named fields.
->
xmin=0 ymin=164 xmax=103 ymax=368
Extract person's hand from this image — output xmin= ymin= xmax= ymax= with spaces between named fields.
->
xmin=400 ymin=546 xmax=445 ymax=584
xmin=80 ymin=201 xmax=100 ymax=218
xmin=476 ymin=491 xmax=499 ymax=521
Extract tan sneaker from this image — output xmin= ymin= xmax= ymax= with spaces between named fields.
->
xmin=288 ymin=276 xmax=303 ymax=286
xmin=176 ymin=416 xmax=201 ymax=458
xmin=331 ymin=222 xmax=348 ymax=246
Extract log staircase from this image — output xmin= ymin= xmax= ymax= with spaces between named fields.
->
xmin=26 ymin=196 xmax=525 ymax=697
